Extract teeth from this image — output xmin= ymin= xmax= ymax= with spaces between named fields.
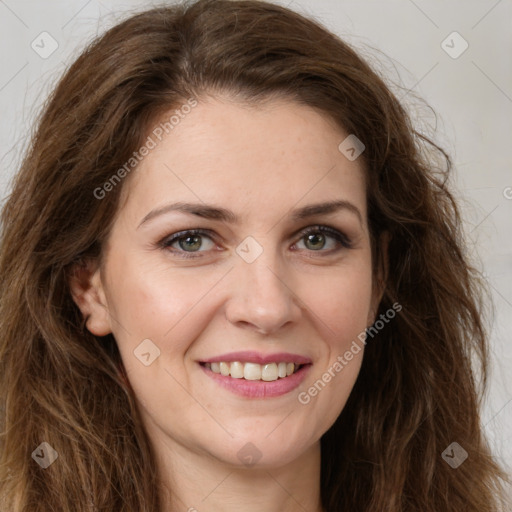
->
xmin=230 ymin=361 xmax=244 ymax=379
xmin=204 ymin=361 xmax=300 ymax=381
xmin=219 ymin=362 xmax=230 ymax=376
xmin=244 ymin=362 xmax=261 ymax=380
xmin=261 ymin=363 xmax=277 ymax=382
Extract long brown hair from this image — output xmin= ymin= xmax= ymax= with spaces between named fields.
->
xmin=0 ymin=0 xmax=509 ymax=510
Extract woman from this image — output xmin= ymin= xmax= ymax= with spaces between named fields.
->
xmin=0 ymin=0 xmax=509 ymax=510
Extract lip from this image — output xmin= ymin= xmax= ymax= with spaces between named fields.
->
xmin=198 ymin=351 xmax=312 ymax=365
xmin=199 ymin=361 xmax=312 ymax=399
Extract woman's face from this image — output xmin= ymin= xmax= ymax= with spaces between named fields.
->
xmin=75 ymin=96 xmax=381 ymax=469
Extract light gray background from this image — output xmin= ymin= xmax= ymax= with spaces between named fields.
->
xmin=1 ymin=0 xmax=511 ymax=481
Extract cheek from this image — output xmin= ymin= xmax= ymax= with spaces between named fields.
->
xmin=297 ymin=260 xmax=372 ymax=403
xmin=104 ymin=253 xmax=224 ymax=352
xmin=293 ymin=268 xmax=371 ymax=433
xmin=303 ymin=260 xmax=374 ymax=342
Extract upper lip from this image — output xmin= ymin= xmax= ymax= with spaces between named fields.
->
xmin=199 ymin=351 xmax=312 ymax=365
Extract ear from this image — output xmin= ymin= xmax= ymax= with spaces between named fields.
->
xmin=68 ymin=258 xmax=112 ymax=336
xmin=367 ymin=231 xmax=390 ymax=325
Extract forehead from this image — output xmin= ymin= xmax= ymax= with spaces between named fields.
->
xmin=119 ymin=96 xmax=367 ymax=225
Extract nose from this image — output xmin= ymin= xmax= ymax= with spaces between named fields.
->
xmin=225 ymin=248 xmax=302 ymax=335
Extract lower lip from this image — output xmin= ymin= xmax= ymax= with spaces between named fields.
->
xmin=199 ymin=363 xmax=312 ymax=398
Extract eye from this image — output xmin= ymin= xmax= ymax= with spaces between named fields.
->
xmin=159 ymin=229 xmax=217 ymax=258
xmin=293 ymin=225 xmax=352 ymax=253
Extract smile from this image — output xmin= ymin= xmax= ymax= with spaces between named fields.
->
xmin=199 ymin=363 xmax=311 ymax=398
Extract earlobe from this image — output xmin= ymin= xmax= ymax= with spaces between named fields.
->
xmin=68 ymin=258 xmax=112 ymax=336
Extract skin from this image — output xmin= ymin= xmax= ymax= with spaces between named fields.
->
xmin=70 ymin=95 xmax=384 ymax=512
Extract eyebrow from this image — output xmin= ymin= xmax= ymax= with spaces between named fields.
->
xmin=137 ymin=199 xmax=363 ymax=228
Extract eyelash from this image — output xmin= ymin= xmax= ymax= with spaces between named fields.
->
xmin=158 ymin=225 xmax=352 ymax=260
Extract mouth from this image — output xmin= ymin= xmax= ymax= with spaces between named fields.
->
xmin=197 ymin=352 xmax=312 ymax=398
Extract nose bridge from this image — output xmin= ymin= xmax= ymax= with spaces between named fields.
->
xmin=226 ymin=237 xmax=300 ymax=333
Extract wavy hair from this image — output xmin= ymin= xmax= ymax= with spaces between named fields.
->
xmin=0 ymin=0 xmax=509 ymax=510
